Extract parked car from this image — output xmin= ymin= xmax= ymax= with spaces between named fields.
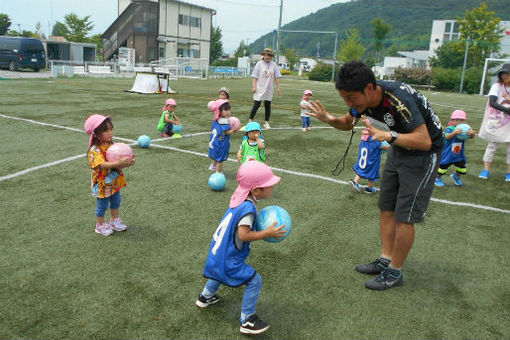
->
xmin=0 ymin=36 xmax=46 ymax=71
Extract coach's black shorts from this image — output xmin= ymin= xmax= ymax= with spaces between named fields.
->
xmin=378 ymin=147 xmax=440 ymax=224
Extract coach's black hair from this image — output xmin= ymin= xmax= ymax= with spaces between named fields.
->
xmin=335 ymin=61 xmax=376 ymax=93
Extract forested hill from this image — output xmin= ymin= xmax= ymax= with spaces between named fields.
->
xmin=249 ymin=0 xmax=510 ymax=60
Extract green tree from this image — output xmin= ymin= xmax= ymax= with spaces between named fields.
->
xmin=283 ymin=47 xmax=299 ymax=71
xmin=0 ymin=13 xmax=11 ymax=35
xmin=338 ymin=28 xmax=366 ymax=63
xmin=51 ymin=21 xmax=69 ymax=37
xmin=35 ymin=22 xmax=46 ymax=40
xmin=210 ymin=26 xmax=223 ymax=63
xmin=234 ymin=40 xmax=251 ymax=59
xmin=64 ymin=13 xmax=94 ymax=42
xmin=429 ymin=41 xmax=466 ymax=68
xmin=7 ymin=29 xmax=36 ymax=38
xmin=457 ymin=2 xmax=503 ymax=68
xmin=371 ymin=18 xmax=392 ymax=64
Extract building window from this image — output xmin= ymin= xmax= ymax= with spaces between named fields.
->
xmin=179 ymin=14 xmax=189 ymax=26
xmin=179 ymin=14 xmax=201 ymax=28
xmin=445 ymin=22 xmax=451 ymax=33
xmin=159 ymin=47 xmax=165 ymax=59
xmin=190 ymin=48 xmax=200 ymax=58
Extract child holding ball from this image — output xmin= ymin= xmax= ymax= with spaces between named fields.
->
xmin=157 ymin=98 xmax=181 ymax=138
xmin=435 ymin=110 xmax=476 ymax=187
xmin=300 ymin=89 xmax=316 ymax=132
xmin=237 ymin=121 xmax=266 ymax=163
xmin=196 ymin=161 xmax=286 ymax=335
xmin=208 ymin=99 xmax=238 ymax=172
xmin=84 ymin=114 xmax=135 ymax=236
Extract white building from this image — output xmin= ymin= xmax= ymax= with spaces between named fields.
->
xmin=428 ymin=19 xmax=510 ymax=57
xmin=103 ymin=0 xmax=213 ymax=63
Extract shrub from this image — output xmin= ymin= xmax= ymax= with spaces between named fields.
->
xmin=211 ymin=59 xmax=236 ymax=67
xmin=308 ymin=63 xmax=335 ymax=82
xmin=280 ymin=69 xmax=291 ymax=75
xmin=431 ymin=67 xmax=487 ymax=94
xmin=392 ymin=67 xmax=432 ymax=85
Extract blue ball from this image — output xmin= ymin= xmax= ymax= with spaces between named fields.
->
xmin=208 ymin=172 xmax=226 ymax=191
xmin=173 ymin=124 xmax=183 ymax=133
xmin=256 ymin=205 xmax=292 ymax=243
xmin=137 ymin=135 xmax=151 ymax=148
xmin=456 ymin=123 xmax=471 ymax=141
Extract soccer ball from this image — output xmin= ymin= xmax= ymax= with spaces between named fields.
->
xmin=137 ymin=135 xmax=151 ymax=148
xmin=173 ymin=124 xmax=183 ymax=134
xmin=456 ymin=123 xmax=471 ymax=141
xmin=208 ymin=172 xmax=226 ymax=191
xmin=256 ymin=205 xmax=292 ymax=243
xmin=106 ymin=143 xmax=134 ymax=162
xmin=228 ymin=117 xmax=241 ymax=131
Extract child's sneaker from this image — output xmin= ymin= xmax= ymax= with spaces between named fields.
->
xmin=306 ymin=127 xmax=312 ymax=131
xmin=349 ymin=179 xmax=360 ymax=192
xmin=435 ymin=177 xmax=445 ymax=187
xmin=240 ymin=314 xmax=270 ymax=335
xmin=208 ymin=164 xmax=217 ymax=171
xmin=110 ymin=217 xmax=127 ymax=231
xmin=451 ymin=173 xmax=462 ymax=186
xmin=95 ymin=222 xmax=114 ymax=236
xmin=364 ymin=186 xmax=376 ymax=194
xmin=171 ymin=133 xmax=182 ymax=139
xmin=239 ymin=125 xmax=246 ymax=132
xmin=478 ymin=169 xmax=489 ymax=179
xmin=195 ymin=294 xmax=220 ymax=308
xmin=505 ymin=173 xmax=510 ymax=182
xmin=302 ymin=128 xmax=307 ymax=132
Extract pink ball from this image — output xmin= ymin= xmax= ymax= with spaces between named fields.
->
xmin=228 ymin=116 xmax=241 ymax=130
xmin=207 ymin=101 xmax=215 ymax=111
xmin=106 ymin=143 xmax=134 ymax=162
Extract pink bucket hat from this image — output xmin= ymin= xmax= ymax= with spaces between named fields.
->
xmin=451 ymin=110 xmax=467 ymax=120
xmin=229 ymin=161 xmax=281 ymax=208
xmin=208 ymin=99 xmax=229 ymax=121
xmin=165 ymin=98 xmax=177 ymax=106
xmin=304 ymin=89 xmax=313 ymax=96
xmin=84 ymin=114 xmax=111 ymax=147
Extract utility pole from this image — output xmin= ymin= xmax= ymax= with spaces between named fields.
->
xmin=331 ymin=33 xmax=338 ymax=82
xmin=459 ymin=37 xmax=470 ymax=94
xmin=276 ymin=0 xmax=283 ymax=66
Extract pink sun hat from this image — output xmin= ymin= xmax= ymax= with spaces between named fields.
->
xmin=229 ymin=161 xmax=281 ymax=208
xmin=163 ymin=98 xmax=177 ymax=111
xmin=451 ymin=110 xmax=467 ymax=120
xmin=208 ymin=99 xmax=229 ymax=121
xmin=304 ymin=89 xmax=313 ymax=95
xmin=84 ymin=114 xmax=111 ymax=147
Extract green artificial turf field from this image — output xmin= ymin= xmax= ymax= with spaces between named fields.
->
xmin=0 ymin=76 xmax=508 ymax=339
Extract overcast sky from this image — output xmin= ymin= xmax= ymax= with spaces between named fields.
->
xmin=2 ymin=0 xmax=348 ymax=52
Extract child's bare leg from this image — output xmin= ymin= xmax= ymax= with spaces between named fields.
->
xmin=354 ymin=174 xmax=361 ymax=183
xmin=216 ymin=162 xmax=223 ymax=173
xmin=367 ymin=180 xmax=374 ymax=188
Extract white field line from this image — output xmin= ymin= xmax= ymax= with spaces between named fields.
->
xmin=1 ymin=113 xmax=508 ymax=215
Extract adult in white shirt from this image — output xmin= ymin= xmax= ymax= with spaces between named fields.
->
xmin=478 ymin=63 xmax=510 ymax=182
xmin=249 ymin=48 xmax=281 ymax=129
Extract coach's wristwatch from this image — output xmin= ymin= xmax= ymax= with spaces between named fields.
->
xmin=388 ymin=130 xmax=399 ymax=144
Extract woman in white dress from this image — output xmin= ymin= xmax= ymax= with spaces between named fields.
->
xmin=478 ymin=63 xmax=510 ymax=182
xmin=249 ymin=48 xmax=281 ymax=129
